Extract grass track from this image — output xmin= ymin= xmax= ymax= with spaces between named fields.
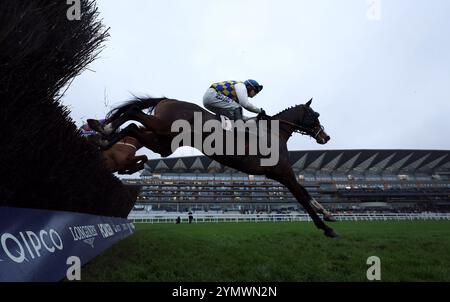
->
xmin=81 ymin=221 xmax=450 ymax=281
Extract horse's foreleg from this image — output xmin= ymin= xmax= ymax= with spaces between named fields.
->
xmin=278 ymin=176 xmax=337 ymax=238
xmin=310 ymin=198 xmax=337 ymax=222
xmin=268 ymin=164 xmax=337 ymax=225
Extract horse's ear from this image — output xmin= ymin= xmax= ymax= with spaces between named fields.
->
xmin=305 ymin=98 xmax=313 ymax=107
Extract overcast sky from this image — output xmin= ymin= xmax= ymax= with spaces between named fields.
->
xmin=63 ymin=0 xmax=450 ymax=163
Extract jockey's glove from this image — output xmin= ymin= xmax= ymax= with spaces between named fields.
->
xmin=257 ymin=108 xmax=270 ymax=120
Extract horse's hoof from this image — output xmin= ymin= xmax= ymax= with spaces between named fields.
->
xmin=323 ymin=214 xmax=337 ymax=222
xmin=324 ymin=229 xmax=339 ymax=238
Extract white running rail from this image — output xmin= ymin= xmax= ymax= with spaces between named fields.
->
xmin=128 ymin=212 xmax=450 ymax=224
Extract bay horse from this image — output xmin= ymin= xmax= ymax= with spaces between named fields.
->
xmin=89 ymin=97 xmax=338 ymax=237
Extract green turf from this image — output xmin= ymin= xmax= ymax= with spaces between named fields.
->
xmin=80 ymin=221 xmax=450 ymax=282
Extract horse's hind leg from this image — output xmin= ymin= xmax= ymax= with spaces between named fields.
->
xmin=92 ymin=123 xmax=140 ymax=150
xmin=89 ymin=109 xmax=171 ymax=136
xmin=118 ymin=154 xmax=148 ymax=175
xmin=118 ymin=162 xmax=145 ymax=175
xmin=115 ymin=125 xmax=173 ymax=157
xmin=135 ymin=155 xmax=148 ymax=165
xmin=132 ymin=155 xmax=148 ymax=172
xmin=128 ymin=111 xmax=173 ymax=135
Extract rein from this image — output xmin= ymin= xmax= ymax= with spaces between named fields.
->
xmin=276 ymin=118 xmax=323 ymax=139
xmin=277 ymin=119 xmax=308 ymax=135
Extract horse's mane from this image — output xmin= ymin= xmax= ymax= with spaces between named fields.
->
xmin=273 ymin=104 xmax=304 ymax=118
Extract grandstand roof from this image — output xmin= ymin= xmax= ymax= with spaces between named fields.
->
xmin=141 ymin=150 xmax=450 ymax=175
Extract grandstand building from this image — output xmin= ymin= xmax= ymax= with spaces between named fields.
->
xmin=124 ymin=150 xmax=450 ymax=214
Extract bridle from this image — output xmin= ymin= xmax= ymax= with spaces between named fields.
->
xmin=277 ymin=118 xmax=323 ymax=138
xmin=275 ymin=107 xmax=324 ymax=139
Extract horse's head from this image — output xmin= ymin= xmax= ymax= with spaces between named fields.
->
xmin=300 ymin=99 xmax=330 ymax=145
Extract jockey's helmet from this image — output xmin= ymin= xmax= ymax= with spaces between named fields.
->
xmin=244 ymin=79 xmax=263 ymax=94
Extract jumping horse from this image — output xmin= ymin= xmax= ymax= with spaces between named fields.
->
xmin=89 ymin=97 xmax=338 ymax=237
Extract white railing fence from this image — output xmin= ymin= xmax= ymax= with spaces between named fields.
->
xmin=128 ymin=212 xmax=450 ymax=224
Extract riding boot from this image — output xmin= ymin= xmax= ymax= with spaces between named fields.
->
xmin=214 ymin=108 xmax=234 ymax=120
xmin=233 ymin=107 xmax=243 ymax=121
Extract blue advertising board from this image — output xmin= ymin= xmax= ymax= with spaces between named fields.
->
xmin=0 ymin=207 xmax=135 ymax=282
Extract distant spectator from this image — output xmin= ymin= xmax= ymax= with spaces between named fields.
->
xmin=176 ymin=216 xmax=181 ymax=224
xmin=188 ymin=211 xmax=193 ymax=224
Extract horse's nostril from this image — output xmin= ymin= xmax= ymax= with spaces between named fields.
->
xmin=326 ymin=136 xmax=330 ymax=141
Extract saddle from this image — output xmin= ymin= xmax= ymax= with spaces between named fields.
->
xmin=213 ymin=107 xmax=270 ymax=132
xmin=213 ymin=114 xmax=269 ymax=143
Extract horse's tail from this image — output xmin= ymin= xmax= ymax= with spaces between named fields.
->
xmin=107 ymin=96 xmax=167 ymax=121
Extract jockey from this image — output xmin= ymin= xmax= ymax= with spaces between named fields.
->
xmin=203 ymin=79 xmax=268 ymax=120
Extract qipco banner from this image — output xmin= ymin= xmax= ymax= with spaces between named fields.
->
xmin=0 ymin=207 xmax=135 ymax=282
